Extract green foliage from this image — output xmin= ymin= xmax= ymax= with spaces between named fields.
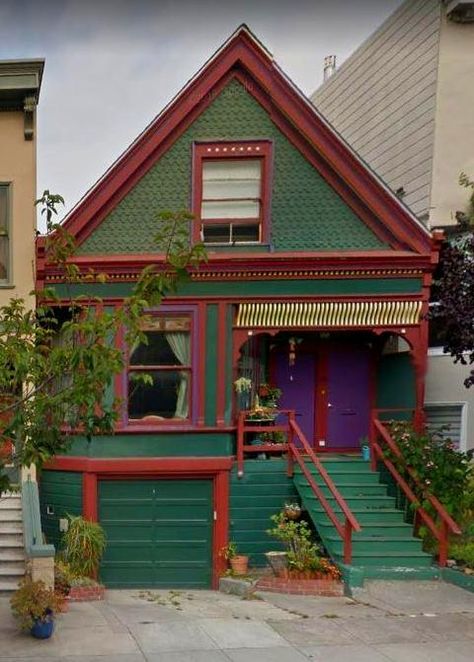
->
xmin=0 ymin=193 xmax=206 ymax=494
xmin=458 ymin=172 xmax=474 ymax=227
xmin=62 ymin=515 xmax=106 ymax=577
xmin=386 ymin=421 xmax=473 ymax=526
xmin=449 ymin=541 xmax=474 ymax=569
xmin=54 ymin=558 xmax=76 ymax=596
xmin=10 ymin=579 xmax=63 ymax=630
xmin=267 ymin=512 xmax=322 ymax=572
xmin=220 ymin=541 xmax=238 ymax=560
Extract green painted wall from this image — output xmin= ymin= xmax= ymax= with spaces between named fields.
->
xmin=205 ymin=305 xmax=218 ymax=426
xmin=230 ymin=459 xmax=299 ymax=566
xmin=39 ymin=470 xmax=82 ymax=548
xmin=52 ymin=277 xmax=423 ymax=301
xmin=376 ymin=353 xmax=415 ymax=417
xmin=59 ymin=433 xmax=233 ymax=458
xmin=78 ymin=79 xmax=386 ymax=255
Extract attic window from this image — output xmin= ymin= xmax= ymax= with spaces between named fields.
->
xmin=193 ymin=141 xmax=272 ymax=245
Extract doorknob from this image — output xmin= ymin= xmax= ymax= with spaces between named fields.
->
xmin=327 ymin=403 xmax=333 ymax=408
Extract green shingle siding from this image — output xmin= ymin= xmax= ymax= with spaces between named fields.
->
xmin=78 ymin=80 xmax=386 ymax=254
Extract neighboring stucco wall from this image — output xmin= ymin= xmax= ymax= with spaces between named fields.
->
xmin=425 ymin=355 xmax=474 ymax=451
xmin=0 ymin=111 xmax=36 ymax=307
xmin=312 ymin=0 xmax=441 ymax=221
xmin=428 ymin=13 xmax=474 ymax=227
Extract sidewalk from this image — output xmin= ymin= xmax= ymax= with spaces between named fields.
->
xmin=0 ymin=580 xmax=473 ymax=661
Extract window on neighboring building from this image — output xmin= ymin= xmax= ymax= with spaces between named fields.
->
xmin=0 ymin=185 xmax=10 ymax=281
xmin=193 ymin=141 xmax=272 ymax=245
xmin=128 ymin=315 xmax=192 ymax=422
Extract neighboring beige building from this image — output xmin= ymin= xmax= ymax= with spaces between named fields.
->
xmin=312 ymin=0 xmax=474 ymax=450
xmin=0 ymin=59 xmax=44 ymax=307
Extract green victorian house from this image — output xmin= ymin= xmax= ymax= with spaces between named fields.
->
xmin=37 ymin=27 xmax=448 ymax=590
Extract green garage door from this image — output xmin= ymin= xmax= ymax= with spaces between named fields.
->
xmin=99 ymin=479 xmax=213 ymax=588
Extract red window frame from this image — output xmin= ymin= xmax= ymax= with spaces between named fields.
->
xmin=192 ymin=140 xmax=273 ymax=245
xmin=126 ymin=312 xmax=194 ymax=427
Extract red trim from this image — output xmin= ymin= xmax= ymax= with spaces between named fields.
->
xmin=37 ymin=27 xmax=432 ymax=264
xmin=198 ymin=302 xmax=207 ymax=426
xmin=192 ymin=140 xmax=273 ymax=245
xmin=216 ymin=302 xmax=227 ymax=426
xmin=46 ymin=456 xmax=232 ymax=589
xmin=82 ymin=473 xmax=98 ymax=521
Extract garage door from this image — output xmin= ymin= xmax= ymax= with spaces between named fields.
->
xmin=99 ymin=479 xmax=213 ymax=588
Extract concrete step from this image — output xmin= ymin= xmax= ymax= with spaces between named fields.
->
xmin=0 ymin=496 xmax=21 ymax=509
xmin=0 ymin=535 xmax=23 ymax=547
xmin=0 ymin=561 xmax=25 ymax=576
xmin=0 ymin=576 xmax=22 ymax=592
xmin=0 ymin=548 xmax=24 ymax=562
xmin=0 ymin=509 xmax=22 ymax=522
xmin=0 ymin=521 xmax=23 ymax=534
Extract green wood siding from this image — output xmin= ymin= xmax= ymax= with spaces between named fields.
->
xmin=52 ymin=277 xmax=423 ymax=300
xmin=78 ymin=79 xmax=386 ymax=255
xmin=99 ymin=479 xmax=213 ymax=588
xmin=376 ymin=353 xmax=415 ymax=417
xmin=230 ymin=459 xmax=299 ymax=566
xmin=60 ymin=433 xmax=233 ymax=458
xmin=39 ymin=471 xmax=82 ymax=548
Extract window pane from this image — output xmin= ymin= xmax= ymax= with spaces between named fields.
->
xmin=128 ymin=370 xmax=190 ymax=420
xmin=203 ymin=159 xmax=261 ymax=181
xmin=232 ymin=224 xmax=260 ymax=243
xmin=202 ymin=224 xmax=231 ymax=243
xmin=130 ymin=331 xmax=190 ymax=367
xmin=0 ymin=187 xmax=8 ymax=280
xmin=201 ymin=199 xmax=260 ymax=219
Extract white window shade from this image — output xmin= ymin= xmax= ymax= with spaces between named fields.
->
xmin=201 ymin=199 xmax=260 ymax=219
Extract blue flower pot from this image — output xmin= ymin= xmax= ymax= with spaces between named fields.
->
xmin=361 ymin=445 xmax=370 ymax=462
xmin=31 ymin=617 xmax=54 ymax=639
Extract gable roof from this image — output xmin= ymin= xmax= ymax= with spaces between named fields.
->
xmin=49 ymin=24 xmax=433 ymax=256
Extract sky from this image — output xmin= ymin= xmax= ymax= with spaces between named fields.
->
xmin=0 ymin=0 xmax=403 ymax=224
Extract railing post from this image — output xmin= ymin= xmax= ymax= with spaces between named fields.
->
xmin=237 ymin=411 xmax=244 ymax=478
xmin=287 ymin=411 xmax=295 ymax=477
xmin=369 ymin=414 xmax=377 ymax=471
xmin=438 ymin=521 xmax=449 ymax=567
xmin=343 ymin=517 xmax=352 ymax=565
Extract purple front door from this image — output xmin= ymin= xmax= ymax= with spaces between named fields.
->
xmin=327 ymin=347 xmax=370 ymax=449
xmin=274 ymin=352 xmax=316 ymax=443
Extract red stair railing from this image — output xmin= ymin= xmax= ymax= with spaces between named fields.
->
xmin=236 ymin=409 xmax=293 ymax=477
xmin=371 ymin=415 xmax=462 ymax=566
xmin=287 ymin=414 xmax=362 ymax=565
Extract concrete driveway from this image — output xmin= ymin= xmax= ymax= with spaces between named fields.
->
xmin=1 ymin=581 xmax=474 ymax=661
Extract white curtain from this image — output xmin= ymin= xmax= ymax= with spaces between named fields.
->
xmin=166 ymin=332 xmax=190 ymax=419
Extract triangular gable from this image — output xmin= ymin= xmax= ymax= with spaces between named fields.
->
xmin=55 ymin=25 xmax=433 ymax=255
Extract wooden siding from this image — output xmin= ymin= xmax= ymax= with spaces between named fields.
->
xmin=312 ymin=0 xmax=441 ymax=221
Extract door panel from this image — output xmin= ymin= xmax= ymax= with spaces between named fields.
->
xmin=99 ymin=479 xmax=213 ymax=588
xmin=327 ymin=347 xmax=370 ymax=448
xmin=274 ymin=351 xmax=316 ymax=443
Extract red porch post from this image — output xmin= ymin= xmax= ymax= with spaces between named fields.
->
xmin=405 ymin=326 xmax=428 ymax=433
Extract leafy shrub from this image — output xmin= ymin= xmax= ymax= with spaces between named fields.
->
xmin=10 ymin=579 xmax=63 ymax=630
xmin=62 ymin=515 xmax=106 ymax=577
xmin=54 ymin=558 xmax=76 ymax=596
xmin=386 ymin=421 xmax=473 ymax=523
xmin=267 ymin=512 xmax=322 ymax=572
xmin=449 ymin=542 xmax=474 ymax=569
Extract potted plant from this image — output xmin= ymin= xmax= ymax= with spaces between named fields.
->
xmin=267 ymin=511 xmax=323 ymax=579
xmin=54 ymin=558 xmax=75 ymax=611
xmin=258 ymin=383 xmax=282 ymax=409
xmin=220 ymin=541 xmax=249 ymax=576
xmin=62 ymin=515 xmax=106 ymax=578
xmin=283 ymin=502 xmax=302 ymax=520
xmin=10 ymin=578 xmax=63 ymax=639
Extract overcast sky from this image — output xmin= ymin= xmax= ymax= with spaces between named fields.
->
xmin=0 ymin=0 xmax=403 ymax=224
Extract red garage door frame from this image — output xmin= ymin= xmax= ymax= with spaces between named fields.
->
xmin=46 ymin=457 xmax=232 ymax=588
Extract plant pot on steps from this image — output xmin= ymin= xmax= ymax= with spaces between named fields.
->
xmin=230 ymin=555 xmax=249 ymax=575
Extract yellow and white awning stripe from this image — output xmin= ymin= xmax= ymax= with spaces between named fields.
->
xmin=235 ymin=300 xmax=422 ymax=329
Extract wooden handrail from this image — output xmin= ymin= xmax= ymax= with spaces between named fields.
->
xmin=288 ymin=418 xmax=361 ymax=564
xmin=236 ymin=409 xmax=290 ymax=476
xmin=372 ymin=417 xmax=462 ymax=566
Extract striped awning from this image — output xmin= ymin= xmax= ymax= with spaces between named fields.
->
xmin=236 ymin=300 xmax=422 ymax=329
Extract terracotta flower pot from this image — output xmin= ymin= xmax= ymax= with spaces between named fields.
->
xmin=230 ymin=555 xmax=249 ymax=575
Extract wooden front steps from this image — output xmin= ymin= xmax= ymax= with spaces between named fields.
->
xmin=0 ymin=492 xmax=25 ymax=593
xmin=293 ymin=456 xmax=439 ymax=584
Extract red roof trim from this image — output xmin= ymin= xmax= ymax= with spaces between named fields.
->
xmin=56 ymin=26 xmax=432 ymax=256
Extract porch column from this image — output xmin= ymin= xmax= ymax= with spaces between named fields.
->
xmin=405 ymin=326 xmax=428 ymax=432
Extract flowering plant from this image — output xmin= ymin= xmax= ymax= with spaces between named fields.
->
xmin=234 ymin=377 xmax=252 ymax=394
xmin=258 ymin=383 xmax=281 ymax=406
xmin=385 ymin=421 xmax=473 ymax=526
